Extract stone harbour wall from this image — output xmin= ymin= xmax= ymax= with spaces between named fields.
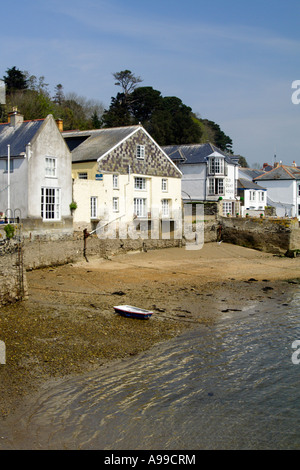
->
xmin=219 ymin=216 xmax=300 ymax=254
xmin=0 ymin=241 xmax=28 ymax=307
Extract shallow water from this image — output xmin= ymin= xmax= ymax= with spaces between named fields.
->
xmin=2 ymin=283 xmax=300 ymax=450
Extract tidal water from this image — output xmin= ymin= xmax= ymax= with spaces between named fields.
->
xmin=2 ymin=283 xmax=300 ymax=450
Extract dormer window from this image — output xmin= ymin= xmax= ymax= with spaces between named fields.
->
xmin=209 ymin=156 xmax=224 ymax=175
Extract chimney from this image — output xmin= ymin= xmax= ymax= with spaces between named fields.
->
xmin=8 ymin=107 xmax=23 ymax=127
xmin=292 ymin=160 xmax=297 ymax=167
xmin=56 ymin=119 xmax=63 ymax=132
xmin=274 ymin=162 xmax=279 ymax=168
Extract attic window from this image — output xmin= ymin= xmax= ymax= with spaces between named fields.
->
xmin=136 ymin=145 xmax=145 ymax=160
xmin=209 ymin=157 xmax=224 ymax=175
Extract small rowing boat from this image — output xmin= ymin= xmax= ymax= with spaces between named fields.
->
xmin=113 ymin=305 xmax=153 ymax=320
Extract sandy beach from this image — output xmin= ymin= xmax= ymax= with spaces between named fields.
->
xmin=1 ymin=242 xmax=300 ymax=422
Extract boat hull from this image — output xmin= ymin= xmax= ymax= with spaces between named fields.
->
xmin=114 ymin=305 xmax=153 ymax=320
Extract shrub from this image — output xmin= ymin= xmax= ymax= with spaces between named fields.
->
xmin=4 ymin=223 xmax=15 ymax=239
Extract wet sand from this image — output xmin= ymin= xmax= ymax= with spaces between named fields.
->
xmin=1 ymin=242 xmax=300 ymax=425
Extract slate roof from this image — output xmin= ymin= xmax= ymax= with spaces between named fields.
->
xmin=254 ymin=165 xmax=300 ymax=181
xmin=239 ymin=168 xmax=264 ymax=180
xmin=162 ymin=142 xmax=237 ymax=165
xmin=237 ymin=178 xmax=266 ymax=190
xmin=63 ymin=126 xmax=140 ymax=162
xmin=0 ymin=119 xmax=45 ymax=157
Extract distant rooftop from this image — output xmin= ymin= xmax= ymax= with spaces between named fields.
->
xmin=254 ymin=164 xmax=300 ymax=181
xmin=162 ymin=142 xmax=237 ymax=165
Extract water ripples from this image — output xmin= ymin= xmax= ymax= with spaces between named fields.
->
xmin=3 ymin=285 xmax=300 ymax=450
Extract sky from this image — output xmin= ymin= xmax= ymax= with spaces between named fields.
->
xmin=1 ymin=0 xmax=300 ymax=167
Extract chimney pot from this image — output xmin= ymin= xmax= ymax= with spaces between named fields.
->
xmin=56 ymin=119 xmax=63 ymax=132
xmin=8 ymin=108 xmax=23 ymax=127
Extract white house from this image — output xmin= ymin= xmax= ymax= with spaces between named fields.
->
xmin=238 ymin=168 xmax=267 ymax=216
xmin=0 ymin=110 xmax=73 ymax=237
xmin=63 ymin=125 xmax=182 ymax=238
xmin=254 ymin=163 xmax=300 ymax=219
xmin=162 ymin=143 xmax=240 ymax=216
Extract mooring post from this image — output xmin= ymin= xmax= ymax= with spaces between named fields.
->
xmin=83 ymin=228 xmax=90 ymax=262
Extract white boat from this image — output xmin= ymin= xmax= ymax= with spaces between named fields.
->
xmin=113 ymin=305 xmax=153 ymax=320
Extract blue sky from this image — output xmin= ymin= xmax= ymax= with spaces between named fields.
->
xmin=1 ymin=0 xmax=300 ymax=166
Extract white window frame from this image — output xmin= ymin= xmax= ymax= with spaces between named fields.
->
xmin=41 ymin=187 xmax=61 ymax=221
xmin=208 ymin=178 xmax=224 ymax=195
xmin=113 ymin=174 xmax=119 ymax=189
xmin=134 ymin=177 xmax=146 ymax=190
xmin=90 ymin=196 xmax=98 ymax=219
xmin=78 ymin=172 xmax=88 ymax=179
xmin=209 ymin=157 xmax=224 ymax=175
xmin=162 ymin=178 xmax=168 ymax=192
xmin=136 ymin=145 xmax=145 ymax=160
xmin=45 ymin=157 xmax=57 ymax=178
xmin=223 ymin=201 xmax=233 ymax=216
xmin=161 ymin=199 xmax=170 ymax=217
xmin=134 ymin=198 xmax=147 ymax=217
xmin=113 ymin=197 xmax=119 ymax=212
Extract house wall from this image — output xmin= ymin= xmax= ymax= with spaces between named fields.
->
xmin=177 ymin=163 xmax=206 ymax=200
xmin=72 ymin=173 xmax=182 ymax=234
xmin=27 ymin=115 xmax=73 ymax=232
xmin=177 ymin=162 xmax=237 ymax=202
xmin=72 ymin=161 xmax=98 ymax=179
xmin=241 ymin=189 xmax=267 ymax=215
xmin=259 ymin=180 xmax=296 ymax=218
xmin=0 ymin=156 xmax=28 ymax=219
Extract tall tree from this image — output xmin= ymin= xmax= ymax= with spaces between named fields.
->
xmin=53 ymin=84 xmax=65 ymax=105
xmin=3 ymin=66 xmax=27 ymax=92
xmin=113 ymin=70 xmax=143 ymax=99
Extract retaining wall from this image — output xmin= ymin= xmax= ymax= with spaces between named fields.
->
xmin=0 ymin=241 xmax=28 ymax=307
xmin=220 ymin=216 xmax=300 ymax=254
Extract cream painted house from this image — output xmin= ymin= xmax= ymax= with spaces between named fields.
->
xmin=63 ymin=125 xmax=182 ymax=238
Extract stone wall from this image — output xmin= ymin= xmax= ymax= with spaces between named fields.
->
xmin=219 ymin=216 xmax=300 ymax=254
xmin=23 ymin=236 xmax=183 ymax=270
xmin=0 ymin=240 xmax=28 ymax=307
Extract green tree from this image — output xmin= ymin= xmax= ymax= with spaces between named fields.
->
xmin=3 ymin=66 xmax=27 ymax=92
xmin=91 ymin=110 xmax=101 ymax=128
xmin=113 ymin=70 xmax=143 ymax=99
xmin=200 ymin=119 xmax=233 ymax=153
xmin=53 ymin=84 xmax=65 ymax=105
xmin=238 ymin=156 xmax=249 ymax=167
xmin=102 ymin=93 xmax=132 ymax=127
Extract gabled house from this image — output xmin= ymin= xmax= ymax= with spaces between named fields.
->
xmin=238 ymin=168 xmax=267 ymax=216
xmin=162 ymin=142 xmax=240 ymax=216
xmin=254 ymin=163 xmax=300 ymax=219
xmin=63 ymin=125 xmax=182 ymax=237
xmin=0 ymin=110 xmax=73 ymax=237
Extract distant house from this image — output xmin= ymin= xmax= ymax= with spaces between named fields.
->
xmin=254 ymin=163 xmax=300 ymax=219
xmin=63 ymin=125 xmax=182 ymax=237
xmin=162 ymin=143 xmax=240 ymax=216
xmin=0 ymin=110 xmax=73 ymax=237
xmin=238 ymin=168 xmax=267 ymax=216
